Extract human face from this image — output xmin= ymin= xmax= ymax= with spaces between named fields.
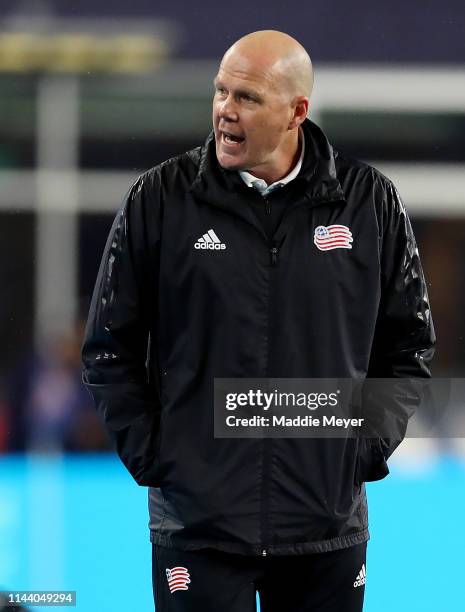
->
xmin=212 ymin=54 xmax=295 ymax=180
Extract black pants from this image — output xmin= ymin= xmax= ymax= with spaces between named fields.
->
xmin=152 ymin=542 xmax=367 ymax=611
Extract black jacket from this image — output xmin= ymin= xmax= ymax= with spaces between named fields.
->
xmin=82 ymin=119 xmax=435 ymax=555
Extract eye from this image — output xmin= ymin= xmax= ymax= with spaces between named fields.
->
xmin=242 ymin=93 xmax=261 ymax=104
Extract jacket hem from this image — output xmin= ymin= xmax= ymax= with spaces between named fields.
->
xmin=150 ymin=528 xmax=370 ymax=556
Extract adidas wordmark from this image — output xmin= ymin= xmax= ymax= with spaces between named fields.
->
xmin=353 ymin=563 xmax=366 ymax=588
xmin=194 ymin=229 xmax=226 ymax=250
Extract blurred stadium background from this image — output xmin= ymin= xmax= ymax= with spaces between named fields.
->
xmin=1 ymin=1 xmax=465 ymax=610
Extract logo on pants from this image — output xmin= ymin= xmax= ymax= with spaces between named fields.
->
xmin=166 ymin=566 xmax=191 ymax=593
xmin=353 ymin=563 xmax=366 ymax=588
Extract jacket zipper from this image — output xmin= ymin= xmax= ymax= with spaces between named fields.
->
xmin=258 ymin=194 xmax=321 ymax=555
xmin=270 ymin=243 xmax=279 ymax=266
xmin=260 ymin=222 xmax=279 ymax=557
xmin=264 ymin=196 xmax=279 ymax=267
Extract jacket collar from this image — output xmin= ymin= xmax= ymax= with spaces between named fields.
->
xmin=189 ymin=118 xmax=345 ymax=211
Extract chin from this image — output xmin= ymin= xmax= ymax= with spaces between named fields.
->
xmin=216 ymin=150 xmax=245 ymax=171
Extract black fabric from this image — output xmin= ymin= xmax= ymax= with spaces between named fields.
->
xmin=245 ymin=184 xmax=294 ymax=240
xmin=152 ymin=542 xmax=367 ymax=612
xmin=240 ymin=131 xmax=311 ymax=239
xmin=82 ymin=118 xmax=435 ymax=555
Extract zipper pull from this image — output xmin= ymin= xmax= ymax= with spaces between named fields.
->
xmin=265 ymin=198 xmax=271 ymax=214
xmin=270 ymin=245 xmax=279 ymax=266
xmin=262 ymin=549 xmax=267 ymax=556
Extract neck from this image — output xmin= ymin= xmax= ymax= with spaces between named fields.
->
xmin=247 ymin=129 xmax=301 ymax=185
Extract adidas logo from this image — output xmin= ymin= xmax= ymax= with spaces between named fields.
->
xmin=194 ymin=229 xmax=226 ymax=250
xmin=353 ymin=563 xmax=366 ymax=588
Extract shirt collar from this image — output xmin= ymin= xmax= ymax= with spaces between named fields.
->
xmin=239 ymin=126 xmax=305 ymax=192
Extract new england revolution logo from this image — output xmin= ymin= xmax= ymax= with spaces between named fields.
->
xmin=313 ymin=225 xmax=353 ymax=251
xmin=166 ymin=566 xmax=191 ymax=593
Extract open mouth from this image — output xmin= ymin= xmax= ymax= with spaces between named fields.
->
xmin=221 ymin=131 xmax=245 ymax=145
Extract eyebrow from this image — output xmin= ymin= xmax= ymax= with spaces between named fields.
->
xmin=213 ymin=79 xmax=263 ymax=102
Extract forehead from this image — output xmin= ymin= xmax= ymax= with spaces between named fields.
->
xmin=215 ymin=52 xmax=279 ymax=94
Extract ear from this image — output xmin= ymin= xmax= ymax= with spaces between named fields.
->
xmin=288 ymin=96 xmax=309 ymax=130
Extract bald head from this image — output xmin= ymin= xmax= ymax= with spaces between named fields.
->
xmin=212 ymin=30 xmax=312 ymax=184
xmin=221 ymin=30 xmax=313 ymax=100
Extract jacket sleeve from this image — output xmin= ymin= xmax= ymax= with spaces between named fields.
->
xmin=81 ymin=170 xmax=163 ymax=486
xmin=357 ymin=178 xmax=436 ymax=484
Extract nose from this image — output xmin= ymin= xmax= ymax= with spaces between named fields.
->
xmin=217 ymin=94 xmax=239 ymax=122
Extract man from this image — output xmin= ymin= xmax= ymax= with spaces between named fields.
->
xmin=82 ymin=30 xmax=435 ymax=611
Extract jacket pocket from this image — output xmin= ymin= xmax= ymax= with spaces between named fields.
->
xmin=355 ymin=437 xmax=390 ymax=486
xmin=83 ymin=380 xmax=164 ymax=486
